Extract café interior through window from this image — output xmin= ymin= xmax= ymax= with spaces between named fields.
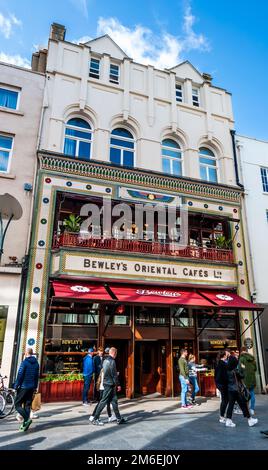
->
xmin=43 ymin=300 xmax=99 ymax=374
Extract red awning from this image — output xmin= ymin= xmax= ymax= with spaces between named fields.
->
xmin=108 ymin=285 xmax=212 ymax=306
xmin=52 ymin=281 xmax=112 ymax=301
xmin=198 ymin=290 xmax=260 ymax=310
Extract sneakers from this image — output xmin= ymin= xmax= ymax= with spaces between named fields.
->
xmin=181 ymin=404 xmax=193 ymax=409
xmin=108 ymin=415 xmax=117 ymax=423
xmin=219 ymin=416 xmax=226 ymax=423
xmin=30 ymin=411 xmax=39 ymax=419
xmin=89 ymin=415 xmax=94 ymax=422
xmin=82 ymin=402 xmax=90 ymax=406
xmin=225 ymin=419 xmax=236 ymax=427
xmin=19 ymin=419 xmax=33 ymax=432
xmin=16 ymin=413 xmax=23 ymax=422
xmin=117 ymin=417 xmax=127 ymax=425
xmin=248 ymin=417 xmax=258 ymax=427
xmin=91 ymin=419 xmax=104 ymax=426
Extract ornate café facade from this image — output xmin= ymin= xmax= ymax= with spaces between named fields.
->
xmin=17 ymin=23 xmax=262 ymax=399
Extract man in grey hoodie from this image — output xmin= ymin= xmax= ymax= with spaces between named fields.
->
xmin=91 ymin=347 xmax=127 ymax=426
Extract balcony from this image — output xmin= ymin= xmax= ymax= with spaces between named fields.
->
xmin=52 ymin=232 xmax=234 ymax=263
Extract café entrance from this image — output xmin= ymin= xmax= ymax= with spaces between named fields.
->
xmin=134 ymin=340 xmax=167 ymax=396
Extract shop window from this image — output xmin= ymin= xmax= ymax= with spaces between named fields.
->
xmin=0 ymin=306 xmax=8 ymax=368
xmin=171 ymin=307 xmax=194 ymax=327
xmin=135 ymin=306 xmax=170 ymax=326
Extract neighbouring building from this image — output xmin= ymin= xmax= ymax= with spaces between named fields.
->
xmin=236 ymin=134 xmax=268 ymax=386
xmin=18 ymin=23 xmax=262 ymax=400
xmin=0 ymin=62 xmax=45 ymax=379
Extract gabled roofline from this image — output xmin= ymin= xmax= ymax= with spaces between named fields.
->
xmin=168 ymin=60 xmax=203 ymax=79
xmin=84 ymin=34 xmax=131 ymax=59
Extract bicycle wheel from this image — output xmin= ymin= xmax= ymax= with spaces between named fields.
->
xmin=0 ymin=391 xmax=15 ymax=418
xmin=0 ymin=393 xmax=5 ymax=416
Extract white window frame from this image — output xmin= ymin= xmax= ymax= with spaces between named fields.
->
xmin=0 ymin=133 xmax=14 ymax=174
xmin=261 ymin=167 xmax=268 ymax=193
xmin=199 ymin=147 xmax=218 ymax=183
xmin=64 ymin=118 xmax=93 ymax=160
xmin=161 ymin=139 xmax=183 ymax=177
xmin=110 ymin=128 xmax=136 ymax=167
xmin=0 ymin=85 xmax=20 ymax=110
xmin=110 ymin=63 xmax=120 ymax=84
xmin=89 ymin=57 xmax=100 ymax=79
xmin=175 ymin=82 xmax=183 ymax=103
xmin=192 ymin=87 xmax=200 ymax=107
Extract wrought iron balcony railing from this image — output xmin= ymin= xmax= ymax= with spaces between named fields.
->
xmin=53 ymin=232 xmax=234 ymax=263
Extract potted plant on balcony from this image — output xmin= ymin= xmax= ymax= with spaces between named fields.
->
xmin=215 ymin=235 xmax=232 ymax=250
xmin=62 ymin=214 xmax=82 ymax=245
xmin=63 ymin=214 xmax=82 ymax=233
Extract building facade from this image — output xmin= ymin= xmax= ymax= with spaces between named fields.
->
xmin=237 ymin=134 xmax=268 ymax=385
xmin=18 ymin=23 xmax=261 ymax=398
xmin=0 ymin=62 xmax=45 ymax=378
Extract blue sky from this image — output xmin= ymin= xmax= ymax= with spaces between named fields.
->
xmin=0 ymin=0 xmax=267 ymax=140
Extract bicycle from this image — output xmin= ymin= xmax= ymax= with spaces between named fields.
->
xmin=0 ymin=374 xmax=15 ymax=419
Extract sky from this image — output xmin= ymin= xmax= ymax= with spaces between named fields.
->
xmin=0 ymin=0 xmax=267 ymax=140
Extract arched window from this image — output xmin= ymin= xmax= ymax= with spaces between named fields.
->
xmin=161 ymin=139 xmax=182 ymax=176
xmin=199 ymin=147 xmax=218 ymax=183
xmin=64 ymin=118 xmax=92 ymax=160
xmin=110 ymin=128 xmax=135 ymax=167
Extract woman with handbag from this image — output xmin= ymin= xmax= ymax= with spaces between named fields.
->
xmin=225 ymin=355 xmax=258 ymax=428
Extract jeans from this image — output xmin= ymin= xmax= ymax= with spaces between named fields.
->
xmin=217 ymin=385 xmax=229 ymax=417
xmin=179 ymin=375 xmax=189 ymax=406
xmin=189 ymin=376 xmax=199 ymax=400
xmin=92 ymin=389 xmax=112 ymax=418
xmin=226 ymin=390 xmax=250 ymax=419
xmin=15 ymin=387 xmax=35 ymax=423
xmin=82 ymin=374 xmax=93 ymax=403
xmin=94 ymin=385 xmax=121 ymax=421
xmin=249 ymin=386 xmax=255 ymax=411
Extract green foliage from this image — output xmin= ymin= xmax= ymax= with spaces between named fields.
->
xmin=40 ymin=373 xmax=84 ymax=382
xmin=63 ymin=214 xmax=82 ymax=233
xmin=215 ymin=235 xmax=232 ymax=250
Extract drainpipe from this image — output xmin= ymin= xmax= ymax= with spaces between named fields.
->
xmin=230 ymin=129 xmax=244 ymax=189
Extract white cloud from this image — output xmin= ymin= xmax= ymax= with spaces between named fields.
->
xmin=0 ymin=52 xmax=30 ymax=68
xmin=0 ymin=12 xmax=22 ymax=39
xmin=72 ymin=35 xmax=92 ymax=44
xmin=70 ymin=0 xmax=88 ymax=18
xmin=96 ymin=5 xmax=210 ymax=69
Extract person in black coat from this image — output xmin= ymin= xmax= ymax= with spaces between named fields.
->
xmin=215 ymin=350 xmax=229 ymax=423
xmin=14 ymin=348 xmax=39 ymax=431
xmin=225 ymin=355 xmax=258 ymax=428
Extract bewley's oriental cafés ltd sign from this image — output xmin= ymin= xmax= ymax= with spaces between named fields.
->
xmin=56 ymin=253 xmax=237 ymax=286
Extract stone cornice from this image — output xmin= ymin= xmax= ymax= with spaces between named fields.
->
xmin=38 ymin=151 xmax=243 ymax=203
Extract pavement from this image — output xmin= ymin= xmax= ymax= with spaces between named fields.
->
xmin=0 ymin=394 xmax=268 ymax=450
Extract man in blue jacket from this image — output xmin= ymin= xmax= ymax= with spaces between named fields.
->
xmin=82 ymin=348 xmax=94 ymax=405
xmin=14 ymin=347 xmax=39 ymax=431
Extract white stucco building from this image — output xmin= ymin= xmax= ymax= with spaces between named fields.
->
xmin=237 ymin=134 xmax=268 ymax=383
xmin=0 ymin=62 xmax=45 ymax=380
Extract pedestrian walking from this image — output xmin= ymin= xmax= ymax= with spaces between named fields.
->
xmin=225 ymin=355 xmax=258 ymax=428
xmin=93 ymin=346 xmax=104 ymax=401
xmin=188 ymin=354 xmax=206 ymax=405
xmin=239 ymin=346 xmax=257 ymax=416
xmin=178 ymin=349 xmax=192 ymax=409
xmin=82 ymin=347 xmax=94 ymax=405
xmin=215 ymin=350 xmax=229 ymax=423
xmin=89 ymin=366 xmax=116 ymax=423
xmin=90 ymin=347 xmax=127 ymax=426
xmin=14 ymin=347 xmax=39 ymax=432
